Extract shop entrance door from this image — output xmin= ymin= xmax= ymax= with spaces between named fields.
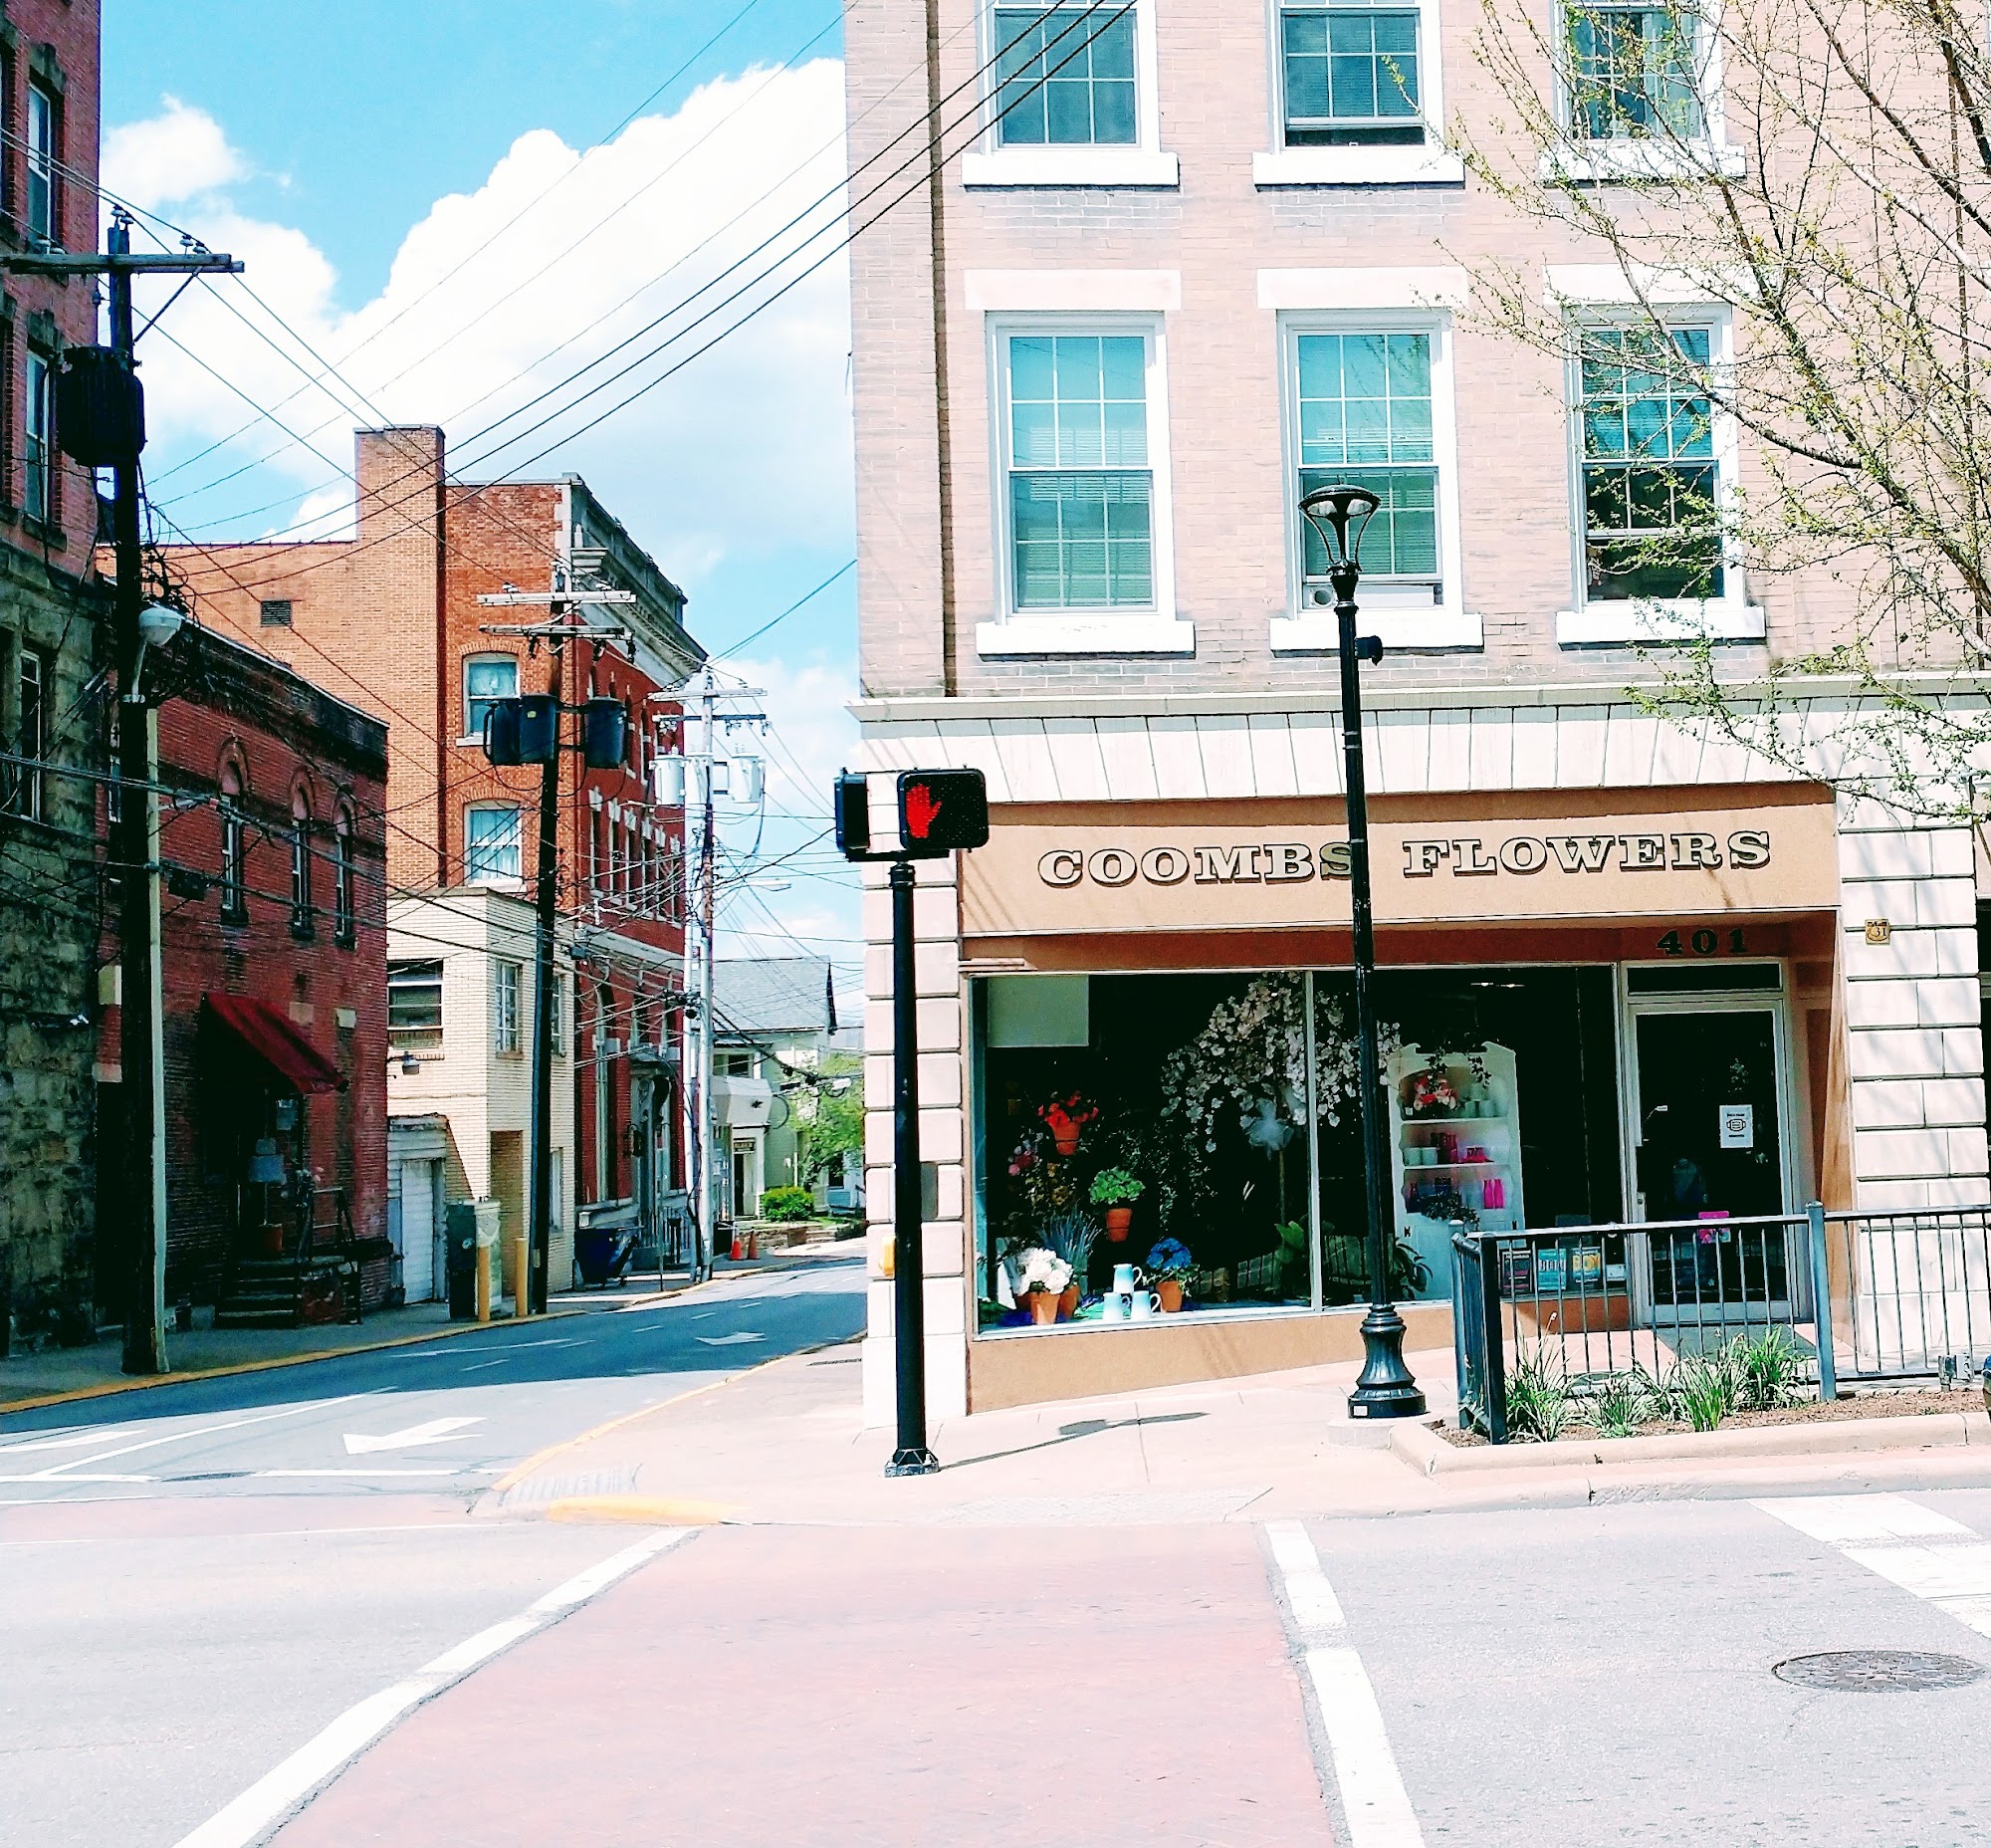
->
xmin=1627 ymin=1000 xmax=1799 ymax=1323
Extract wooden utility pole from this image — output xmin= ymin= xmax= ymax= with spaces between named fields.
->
xmin=8 ymin=214 xmax=241 ymax=1373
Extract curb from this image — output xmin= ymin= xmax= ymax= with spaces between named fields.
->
xmin=547 ymin=1495 xmax=739 ymax=1525
xmin=1390 ymin=1409 xmax=1991 ymax=1477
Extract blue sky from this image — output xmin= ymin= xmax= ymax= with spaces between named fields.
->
xmin=104 ymin=1 xmax=862 ymax=965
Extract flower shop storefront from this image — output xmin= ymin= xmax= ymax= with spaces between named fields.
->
xmin=957 ymin=786 xmax=1843 ymax=1407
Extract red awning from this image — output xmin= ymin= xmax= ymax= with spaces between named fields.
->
xmin=203 ymin=994 xmax=346 ymax=1094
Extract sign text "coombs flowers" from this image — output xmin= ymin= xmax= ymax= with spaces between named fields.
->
xmin=1037 ymin=830 xmax=1773 ymax=888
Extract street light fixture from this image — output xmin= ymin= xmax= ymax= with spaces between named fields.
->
xmin=1298 ymin=483 xmax=1427 ymax=1421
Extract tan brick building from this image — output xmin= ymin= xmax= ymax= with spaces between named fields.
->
xmin=161 ymin=430 xmax=704 ymax=1295
xmin=845 ymin=1 xmax=1990 ymax=1419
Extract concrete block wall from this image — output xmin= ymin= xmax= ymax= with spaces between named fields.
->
xmin=855 ymin=851 xmax=968 ymax=1429
xmin=1835 ymin=796 xmax=1988 ymax=1211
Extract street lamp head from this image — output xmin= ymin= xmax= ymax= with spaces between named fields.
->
xmin=1298 ymin=483 xmax=1382 ymax=574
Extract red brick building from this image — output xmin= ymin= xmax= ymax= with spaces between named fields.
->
xmin=0 ymin=0 xmax=109 ymax=1343
xmin=156 ymin=430 xmax=703 ymax=1283
xmin=96 ymin=622 xmax=390 ymax=1313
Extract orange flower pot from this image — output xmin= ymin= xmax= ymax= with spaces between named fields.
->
xmin=1057 ymin=1285 xmax=1079 ymax=1321
xmin=1157 ymin=1279 xmax=1184 ymax=1312
xmin=1104 ymin=1206 xmax=1133 ymax=1242
xmin=1026 ymin=1289 xmax=1061 ymax=1325
xmin=1053 ymin=1134 xmax=1080 ymax=1157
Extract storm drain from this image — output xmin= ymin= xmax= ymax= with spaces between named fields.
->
xmin=1773 ymin=1650 xmax=1986 ymax=1693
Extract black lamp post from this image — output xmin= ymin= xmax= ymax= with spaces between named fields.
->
xmin=1299 ymin=484 xmax=1427 ymax=1420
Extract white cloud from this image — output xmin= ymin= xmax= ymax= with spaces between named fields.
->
xmin=123 ymin=61 xmax=855 ymax=578
xmin=117 ymin=67 xmax=864 ymax=965
xmin=104 ymin=97 xmax=251 ymax=209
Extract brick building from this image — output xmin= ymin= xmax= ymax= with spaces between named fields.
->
xmin=95 ymin=623 xmax=390 ymax=1314
xmin=0 ymin=0 xmax=105 ymax=1346
xmin=158 ymin=430 xmax=704 ymax=1292
xmin=845 ymin=1 xmax=1990 ymax=1419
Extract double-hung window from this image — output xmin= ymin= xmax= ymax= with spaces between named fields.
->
xmin=465 ymin=805 xmax=523 ymax=885
xmin=332 ymin=806 xmax=356 ymax=946
xmin=10 ymin=646 xmax=46 ymax=818
xmin=966 ymin=1 xmax=1176 ymax=188
xmin=1279 ymin=0 xmax=1426 ymax=146
xmin=23 ymin=349 xmax=51 ymax=525
xmin=463 ymin=654 xmax=518 ymax=742
xmin=492 ymin=959 xmax=522 ymax=1055
xmin=1275 ymin=316 xmax=1474 ymax=648
xmin=1565 ymin=2 xmax=1702 ymax=141
xmin=1294 ymin=331 xmax=1439 ymax=592
xmin=1577 ymin=323 xmax=1721 ymax=603
xmin=995 ymin=327 xmax=1180 ymax=647
xmin=290 ymin=791 xmax=315 ymax=939
xmin=26 ymin=82 xmax=56 ymax=249
xmin=993 ymin=6 xmax=1137 ymax=145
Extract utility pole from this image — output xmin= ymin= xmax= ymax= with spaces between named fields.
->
xmin=655 ymin=665 xmax=765 ymax=1284
xmin=9 ymin=214 xmax=240 ymax=1374
xmin=478 ymin=584 xmax=635 ymax=1315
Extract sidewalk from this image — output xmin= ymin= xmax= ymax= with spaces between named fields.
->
xmin=485 ymin=1336 xmax=1991 ymax=1527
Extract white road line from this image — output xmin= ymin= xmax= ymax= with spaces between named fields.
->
xmin=252 ymin=1469 xmax=467 ymax=1480
xmin=1263 ymin=1519 xmax=1426 ymax=1848
xmin=0 ymin=1472 xmax=156 ymax=1484
xmin=1756 ymin=1494 xmax=1991 ymax=1641
xmin=26 ymin=1396 xmax=366 ymax=1481
xmin=171 ymin=1525 xmax=692 ymax=1848
xmin=0 ymin=1425 xmax=146 ymax=1455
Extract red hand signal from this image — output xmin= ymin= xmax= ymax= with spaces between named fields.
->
xmin=903 ymin=781 xmax=943 ymax=840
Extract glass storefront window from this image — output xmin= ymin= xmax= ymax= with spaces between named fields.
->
xmin=972 ymin=963 xmax=1627 ymax=1333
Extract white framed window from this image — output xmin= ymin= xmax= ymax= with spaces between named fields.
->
xmin=1542 ymin=0 xmax=1744 ymax=179
xmin=1272 ymin=310 xmax=1478 ymax=650
xmin=462 ymin=653 xmax=518 ymax=743
xmin=464 ymin=804 xmax=524 ymax=885
xmin=23 ymin=348 xmax=52 ymax=525
xmin=289 ymin=788 xmax=315 ymax=939
xmin=1556 ymin=305 xmax=1761 ymax=643
xmin=981 ymin=316 xmax=1189 ymax=656
xmin=218 ymin=758 xmax=247 ymax=921
xmin=492 ymin=958 xmax=522 ymax=1054
xmin=550 ymin=970 xmax=566 ymax=1056
xmin=1255 ymin=0 xmax=1464 ymax=186
xmin=332 ymin=805 xmax=356 ymax=946
xmin=25 ymin=81 xmax=56 ymax=248
xmin=9 ymin=645 xmax=46 ymax=818
xmin=963 ymin=0 xmax=1179 ymax=189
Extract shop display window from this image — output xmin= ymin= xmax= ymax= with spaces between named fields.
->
xmin=972 ymin=964 xmax=1625 ymax=1334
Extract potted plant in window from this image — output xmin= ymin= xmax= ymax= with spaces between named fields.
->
xmin=1040 ymin=1213 xmax=1101 ymax=1318
xmin=1012 ymin=1247 xmax=1073 ymax=1325
xmin=1038 ymin=1092 xmax=1098 ymax=1158
xmin=1087 ymin=1168 xmax=1145 ymax=1243
xmin=1146 ymin=1238 xmax=1194 ymax=1312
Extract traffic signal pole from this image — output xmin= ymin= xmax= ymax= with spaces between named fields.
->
xmin=885 ymin=857 xmax=937 ymax=1476
xmin=525 ymin=639 xmax=564 ymax=1315
xmin=836 ymin=767 xmax=988 ymax=1478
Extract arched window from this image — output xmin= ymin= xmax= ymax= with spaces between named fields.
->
xmin=290 ymin=784 xmax=315 ymax=939
xmin=332 ymin=803 xmax=356 ymax=946
xmin=219 ymin=755 xmax=247 ymax=922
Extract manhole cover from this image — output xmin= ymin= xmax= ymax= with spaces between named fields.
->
xmin=1773 ymin=1650 xmax=1986 ymax=1692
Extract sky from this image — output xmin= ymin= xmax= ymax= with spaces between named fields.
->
xmin=103 ymin=0 xmax=865 ymax=976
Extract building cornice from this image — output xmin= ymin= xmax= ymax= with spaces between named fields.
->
xmin=852 ymin=672 xmax=1991 ymax=725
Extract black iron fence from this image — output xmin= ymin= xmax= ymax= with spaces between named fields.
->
xmin=1449 ymin=1203 xmax=1991 ymax=1441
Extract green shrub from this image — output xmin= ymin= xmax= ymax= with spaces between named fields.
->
xmin=1505 ymin=1348 xmax=1572 ymax=1443
xmin=1664 ymin=1352 xmax=1740 ymax=1431
xmin=1733 ymin=1327 xmax=1809 ymax=1411
xmin=1591 ymin=1372 xmax=1651 ymax=1439
xmin=760 ymin=1186 xmax=815 ymax=1223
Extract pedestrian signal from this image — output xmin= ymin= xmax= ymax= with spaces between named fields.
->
xmin=896 ymin=769 xmax=988 ymax=857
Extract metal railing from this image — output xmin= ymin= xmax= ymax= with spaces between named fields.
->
xmin=1449 ymin=1202 xmax=1991 ymax=1441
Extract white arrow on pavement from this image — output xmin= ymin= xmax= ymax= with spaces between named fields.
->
xmin=695 ymin=1332 xmax=765 ymax=1347
xmin=341 ymin=1416 xmax=483 ymax=1456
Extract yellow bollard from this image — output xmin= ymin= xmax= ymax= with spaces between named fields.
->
xmin=475 ymin=1241 xmax=492 ymax=1324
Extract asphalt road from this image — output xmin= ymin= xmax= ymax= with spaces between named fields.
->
xmin=0 ymin=1258 xmax=865 ymax=1848
xmin=0 ymin=1259 xmax=864 ymax=1506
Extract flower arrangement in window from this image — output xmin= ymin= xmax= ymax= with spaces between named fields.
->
xmin=1038 ymin=1091 xmax=1099 ymax=1155
xmin=1408 ymin=1067 xmax=1460 ymax=1117
xmin=1146 ymin=1237 xmax=1194 ymax=1312
xmin=1010 ymin=1245 xmax=1075 ymax=1324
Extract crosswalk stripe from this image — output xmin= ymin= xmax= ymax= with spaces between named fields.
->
xmin=1756 ymin=1493 xmax=1991 ymax=1641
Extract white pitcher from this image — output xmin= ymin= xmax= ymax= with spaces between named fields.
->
xmin=1111 ymin=1263 xmax=1140 ymax=1295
